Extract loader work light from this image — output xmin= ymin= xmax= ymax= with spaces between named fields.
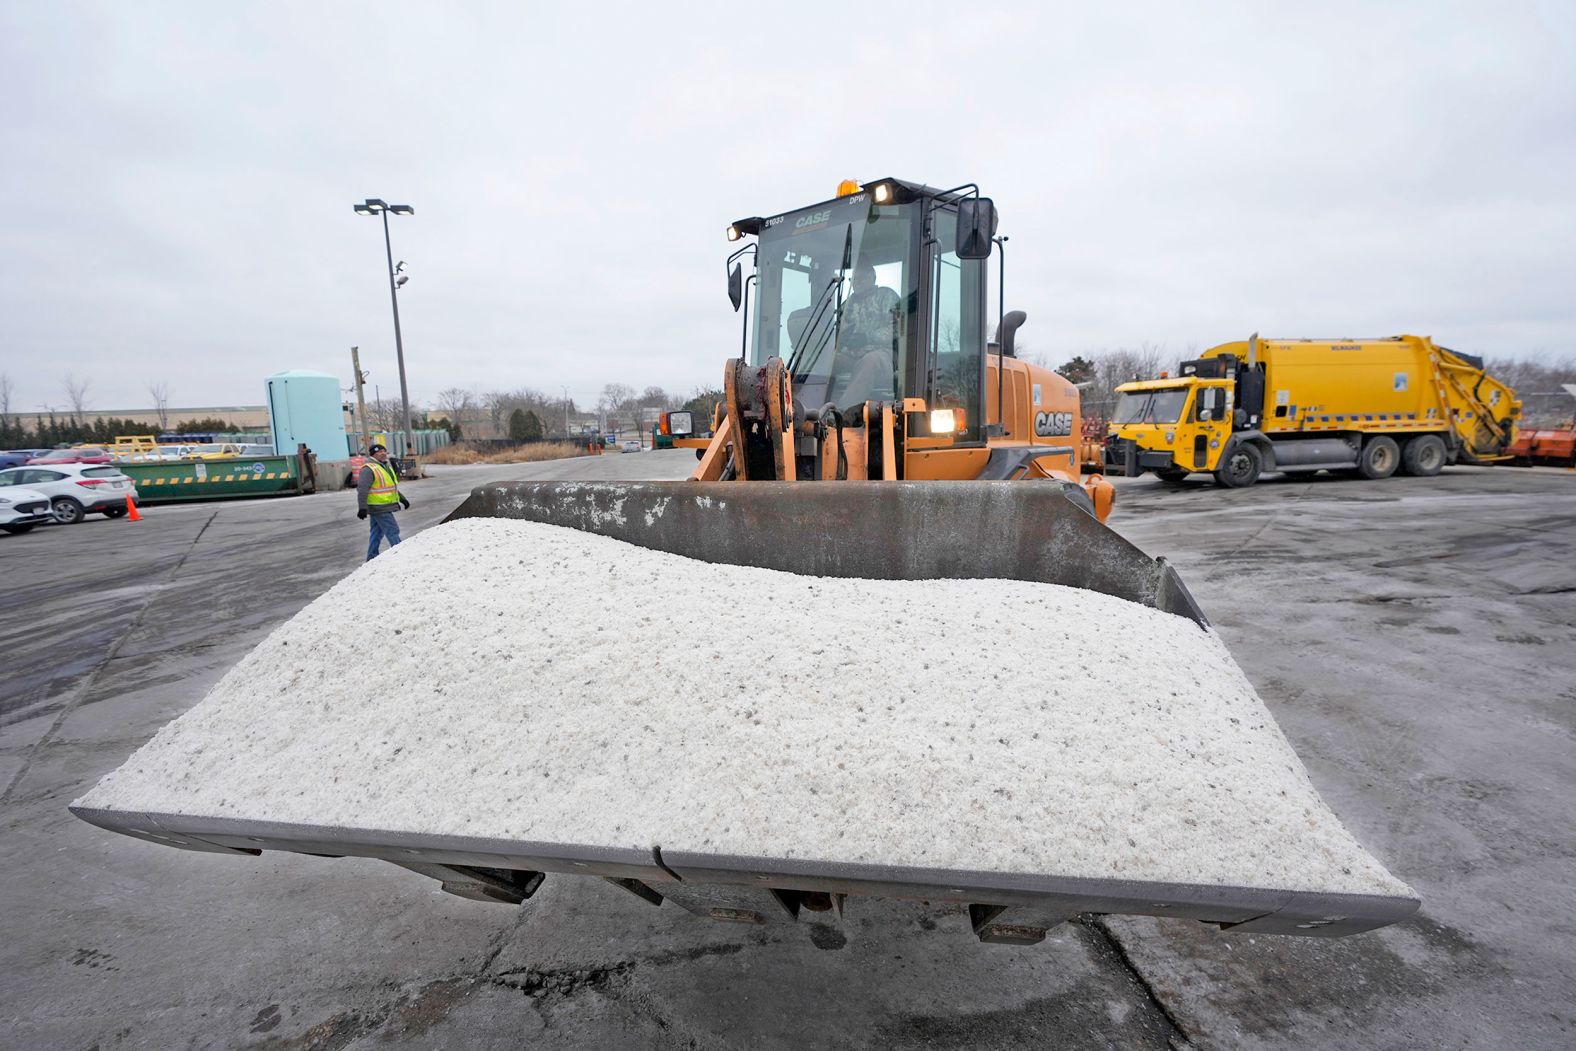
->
xmin=930 ymin=408 xmax=962 ymax=434
xmin=725 ymin=218 xmax=763 ymax=242
xmin=872 ymin=181 xmax=894 ymax=204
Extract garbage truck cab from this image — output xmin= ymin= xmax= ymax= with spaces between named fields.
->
xmin=1105 ymin=334 xmax=1520 ymax=488
xmin=1106 ymin=375 xmax=1240 ymax=483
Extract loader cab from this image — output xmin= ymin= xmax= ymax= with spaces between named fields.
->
xmin=734 ymin=178 xmax=990 ymax=445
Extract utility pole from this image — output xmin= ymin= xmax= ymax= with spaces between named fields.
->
xmin=561 ymin=385 xmax=571 ymax=438
xmin=350 ymin=346 xmax=370 ymax=453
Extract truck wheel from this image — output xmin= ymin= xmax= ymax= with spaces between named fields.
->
xmin=1358 ymin=436 xmax=1400 ymax=479
xmin=1214 ymin=445 xmax=1261 ymax=488
xmin=51 ymin=497 xmax=86 ymax=525
xmin=1401 ymin=434 xmax=1446 ymax=476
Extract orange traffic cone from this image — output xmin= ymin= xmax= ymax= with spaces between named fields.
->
xmin=126 ymin=495 xmax=142 ymax=522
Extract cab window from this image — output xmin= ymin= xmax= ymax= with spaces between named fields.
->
xmin=1194 ymin=388 xmax=1227 ymax=422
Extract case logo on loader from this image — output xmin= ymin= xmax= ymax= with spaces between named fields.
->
xmin=1034 ymin=411 xmax=1073 ymax=437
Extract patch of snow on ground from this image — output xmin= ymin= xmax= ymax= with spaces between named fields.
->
xmin=78 ymin=519 xmax=1412 ymax=898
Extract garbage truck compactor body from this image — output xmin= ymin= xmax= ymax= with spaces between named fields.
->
xmin=1105 ymin=335 xmax=1521 ymax=487
xmin=72 ymin=180 xmax=1420 ymax=946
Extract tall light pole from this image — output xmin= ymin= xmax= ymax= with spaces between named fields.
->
xmin=561 ymin=385 xmax=571 ymax=437
xmin=353 ymin=198 xmax=415 ymax=458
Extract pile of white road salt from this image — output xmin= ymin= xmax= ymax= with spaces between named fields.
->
xmin=77 ymin=518 xmax=1412 ymax=898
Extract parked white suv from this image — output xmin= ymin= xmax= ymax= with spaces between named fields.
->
xmin=0 ymin=465 xmax=140 ymax=525
xmin=0 ymin=485 xmax=54 ymax=535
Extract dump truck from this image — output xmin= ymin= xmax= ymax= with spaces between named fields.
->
xmin=72 ymin=179 xmax=1420 ymax=945
xmin=1105 ymin=335 xmax=1520 ymax=487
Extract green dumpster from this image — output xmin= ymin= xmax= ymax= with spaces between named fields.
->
xmin=119 ymin=449 xmax=317 ymax=505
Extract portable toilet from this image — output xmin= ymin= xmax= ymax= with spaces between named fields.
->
xmin=265 ymin=370 xmax=349 ymax=459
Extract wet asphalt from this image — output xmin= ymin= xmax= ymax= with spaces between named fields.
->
xmin=1 ymin=453 xmax=1572 ymax=1049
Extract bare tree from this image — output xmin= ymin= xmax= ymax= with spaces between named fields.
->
xmin=147 ymin=381 xmax=172 ymax=430
xmin=638 ymin=385 xmax=673 ymax=409
xmin=598 ymin=383 xmax=635 ymax=413
xmin=1485 ymin=353 xmax=1576 ymax=427
xmin=597 ymin=383 xmax=635 ymax=435
xmin=366 ymin=397 xmax=405 ymax=435
xmin=433 ymin=387 xmax=477 ymax=433
xmin=0 ymin=372 xmax=13 ymax=422
xmin=1045 ymin=344 xmax=1169 ymax=421
xmin=61 ymin=373 xmax=91 ymax=419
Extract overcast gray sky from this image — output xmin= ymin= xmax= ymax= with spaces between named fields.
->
xmin=2 ymin=1 xmax=1572 ymax=414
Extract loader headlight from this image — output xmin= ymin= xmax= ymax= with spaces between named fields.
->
xmin=726 ymin=225 xmax=742 ymax=242
xmin=872 ymin=182 xmax=894 ymax=204
xmin=929 ymin=408 xmax=962 ymax=434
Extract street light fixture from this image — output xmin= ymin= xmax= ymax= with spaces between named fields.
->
xmin=353 ymin=196 xmax=416 ymax=458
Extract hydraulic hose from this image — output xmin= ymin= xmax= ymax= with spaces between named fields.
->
xmin=815 ymin=403 xmax=848 ymax=481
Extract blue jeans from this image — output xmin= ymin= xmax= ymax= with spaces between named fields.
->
xmin=367 ymin=511 xmax=401 ymax=560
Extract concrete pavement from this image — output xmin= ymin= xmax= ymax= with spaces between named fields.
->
xmin=1 ymin=454 xmax=1572 ymax=1049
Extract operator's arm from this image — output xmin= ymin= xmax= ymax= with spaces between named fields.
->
xmin=357 ymin=465 xmax=372 ymax=512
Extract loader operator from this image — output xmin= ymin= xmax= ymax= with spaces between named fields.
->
xmin=357 ymin=443 xmax=411 ymax=561
xmin=830 ymin=257 xmax=901 ymax=406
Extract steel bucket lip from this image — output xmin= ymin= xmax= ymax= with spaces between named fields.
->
xmin=70 ymin=804 xmax=1418 ymax=936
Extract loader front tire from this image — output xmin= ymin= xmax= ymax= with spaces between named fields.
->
xmin=1215 ymin=445 xmax=1261 ymax=488
xmin=1401 ymin=434 xmax=1446 ymax=476
xmin=1358 ymin=436 xmax=1400 ymax=480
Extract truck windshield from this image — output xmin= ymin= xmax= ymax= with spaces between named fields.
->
xmin=751 ymin=193 xmax=918 ymax=414
xmin=1113 ymin=389 xmax=1190 ymax=425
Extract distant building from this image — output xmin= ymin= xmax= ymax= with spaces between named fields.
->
xmin=9 ymin=405 xmax=276 ymax=432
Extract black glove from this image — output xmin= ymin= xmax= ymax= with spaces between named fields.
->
xmin=357 ymin=509 xmax=368 ymax=520
xmin=399 ymin=496 xmax=411 ymax=509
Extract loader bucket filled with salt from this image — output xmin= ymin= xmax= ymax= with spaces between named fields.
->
xmin=73 ymin=482 xmax=1419 ymax=944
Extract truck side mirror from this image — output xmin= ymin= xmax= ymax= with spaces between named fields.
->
xmin=956 ymin=197 xmax=997 ymax=260
xmin=728 ymin=264 xmax=743 ymax=311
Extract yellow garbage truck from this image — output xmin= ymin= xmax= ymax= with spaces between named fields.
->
xmin=1104 ymin=335 xmax=1520 ymax=487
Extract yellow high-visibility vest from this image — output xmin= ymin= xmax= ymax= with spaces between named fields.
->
xmin=365 ymin=460 xmax=400 ymax=506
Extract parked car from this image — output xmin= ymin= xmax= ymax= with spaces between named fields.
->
xmin=25 ymin=446 xmax=112 ymax=466
xmin=188 ymin=443 xmax=243 ymax=460
xmin=621 ymin=440 xmax=643 ymax=453
xmin=0 ymin=484 xmax=54 ymax=534
xmin=0 ymin=449 xmax=53 ymax=470
xmin=0 ymin=465 xmax=139 ymax=524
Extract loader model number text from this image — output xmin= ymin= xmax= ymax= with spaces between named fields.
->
xmin=1035 ymin=411 xmax=1073 ymax=437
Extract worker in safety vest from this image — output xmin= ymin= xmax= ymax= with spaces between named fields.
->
xmin=357 ymin=443 xmax=411 ymax=560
